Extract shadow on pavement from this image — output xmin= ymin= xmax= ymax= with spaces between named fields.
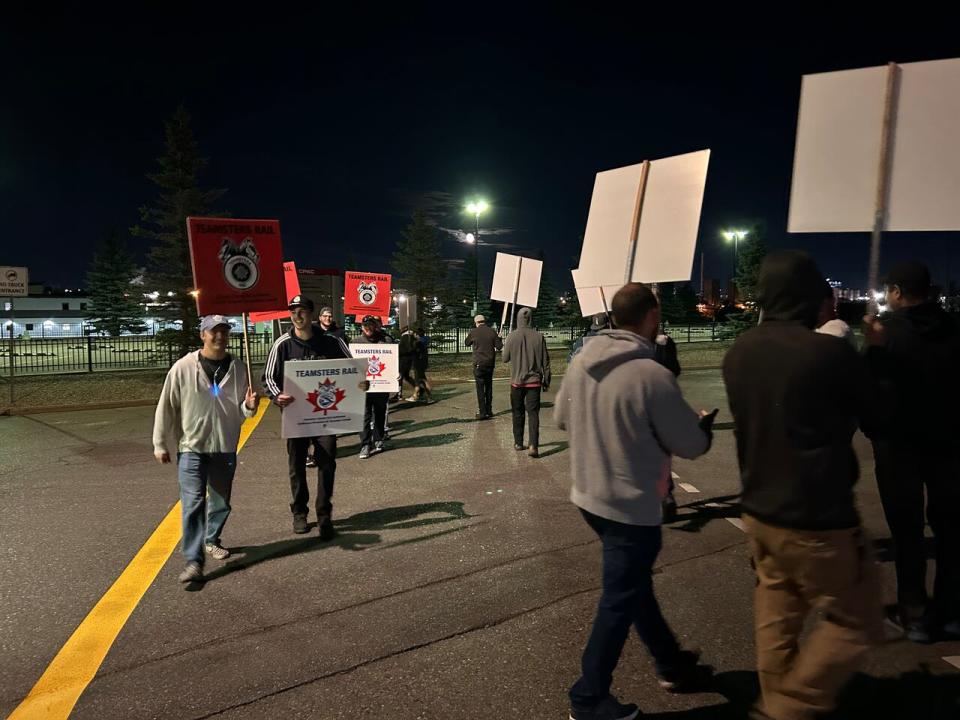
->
xmin=538 ymin=440 xmax=569 ymax=459
xmin=191 ymin=532 xmax=382 ymax=587
xmin=338 ymin=432 xmax=464 ymax=457
xmin=335 ymin=501 xmax=473 ymax=531
xmin=667 ymin=494 xmax=742 ymax=534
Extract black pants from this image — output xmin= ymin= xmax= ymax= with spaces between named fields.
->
xmin=873 ymin=440 xmax=960 ymax=621
xmin=569 ymin=510 xmax=682 ymax=710
xmin=286 ymin=435 xmax=337 ymax=520
xmin=510 ymin=385 xmax=541 ymax=447
xmin=399 ymin=357 xmax=416 ymax=394
xmin=474 ymin=364 xmax=494 ymax=416
xmin=362 ymin=393 xmax=389 ymax=447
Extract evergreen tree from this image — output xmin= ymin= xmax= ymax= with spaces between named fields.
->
xmin=131 ymin=105 xmax=226 ymax=353
xmin=734 ymin=223 xmax=769 ymax=304
xmin=533 ymin=269 xmax=561 ymax=328
xmin=85 ymin=229 xmax=147 ymax=336
xmin=391 ymin=210 xmax=447 ymax=325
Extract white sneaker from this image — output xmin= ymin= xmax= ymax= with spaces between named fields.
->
xmin=205 ymin=543 xmax=230 ymax=560
xmin=178 ymin=562 xmax=203 ymax=583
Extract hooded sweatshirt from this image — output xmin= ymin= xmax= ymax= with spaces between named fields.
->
xmin=502 ymin=308 xmax=551 ymax=388
xmin=153 ymin=351 xmax=256 ymax=458
xmin=723 ymin=250 xmax=880 ymax=531
xmin=868 ymin=301 xmax=960 ymax=449
xmin=555 ymin=329 xmax=712 ymax=525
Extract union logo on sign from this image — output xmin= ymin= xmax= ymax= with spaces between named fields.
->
xmin=306 ymin=378 xmax=347 ymax=415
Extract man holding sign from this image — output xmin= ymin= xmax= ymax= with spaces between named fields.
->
xmin=263 ymin=295 xmax=356 ymax=540
xmin=351 ymin=315 xmax=398 ymax=459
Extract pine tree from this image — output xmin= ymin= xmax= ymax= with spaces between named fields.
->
xmin=85 ymin=229 xmax=146 ymax=336
xmin=131 ymin=105 xmax=226 ymax=353
xmin=734 ymin=223 xmax=769 ymax=304
xmin=391 ymin=211 xmax=447 ymax=325
xmin=533 ymin=270 xmax=561 ymax=328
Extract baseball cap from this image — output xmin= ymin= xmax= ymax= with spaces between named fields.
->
xmin=200 ymin=315 xmax=232 ymax=333
xmin=319 ymin=306 xmax=334 ymax=316
xmin=474 ymin=314 xmax=486 ymax=323
xmin=288 ymin=295 xmax=315 ymax=312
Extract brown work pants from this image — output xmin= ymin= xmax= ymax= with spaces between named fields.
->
xmin=743 ymin=514 xmax=883 ymax=720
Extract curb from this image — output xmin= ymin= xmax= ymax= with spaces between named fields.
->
xmin=1 ymin=398 xmax=158 ymax=417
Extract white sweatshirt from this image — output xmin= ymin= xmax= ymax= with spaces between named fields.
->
xmin=152 ymin=351 xmax=256 ymax=457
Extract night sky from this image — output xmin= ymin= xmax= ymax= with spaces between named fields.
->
xmin=4 ymin=8 xmax=960 ymax=293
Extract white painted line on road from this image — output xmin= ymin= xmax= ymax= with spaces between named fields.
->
xmin=726 ymin=517 xmax=746 ymax=532
xmin=671 ymin=471 xmax=680 ymax=479
xmin=944 ymin=656 xmax=960 ymax=670
xmin=678 ymin=482 xmax=700 ymax=494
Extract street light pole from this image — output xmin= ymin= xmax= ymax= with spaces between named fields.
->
xmin=465 ymin=200 xmax=489 ymax=316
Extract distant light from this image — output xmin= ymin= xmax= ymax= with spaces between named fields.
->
xmin=722 ymin=229 xmax=749 ymax=242
xmin=398 ymin=294 xmax=407 ymax=302
xmin=465 ymin=233 xmax=476 ymax=244
xmin=189 ymin=290 xmax=200 ymax=298
xmin=466 ymin=200 xmax=489 ymax=215
xmin=873 ymin=291 xmax=885 ymax=302
xmin=167 ymin=291 xmax=175 ymax=297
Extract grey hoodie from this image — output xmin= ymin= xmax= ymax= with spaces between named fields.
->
xmin=502 ymin=307 xmax=551 ymax=388
xmin=555 ymin=329 xmax=710 ymax=525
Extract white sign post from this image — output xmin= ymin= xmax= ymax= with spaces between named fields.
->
xmin=1 ymin=266 xmax=27 ymax=406
xmin=490 ymin=252 xmax=543 ymax=334
xmin=573 ymin=150 xmax=710 ymax=316
xmin=788 ymin=57 xmax=960 ymax=309
xmin=282 ymin=358 xmax=367 ymax=438
xmin=349 ymin=343 xmax=400 ymax=393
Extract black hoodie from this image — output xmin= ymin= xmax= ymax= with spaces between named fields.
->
xmin=868 ymin=301 xmax=960 ymax=449
xmin=722 ymin=251 xmax=880 ymax=531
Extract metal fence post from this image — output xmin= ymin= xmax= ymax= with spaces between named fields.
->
xmin=87 ymin=335 xmax=94 ymax=373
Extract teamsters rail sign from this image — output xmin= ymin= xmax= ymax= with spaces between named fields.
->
xmin=187 ymin=217 xmax=286 ymax=316
xmin=281 ymin=358 xmax=367 ymax=439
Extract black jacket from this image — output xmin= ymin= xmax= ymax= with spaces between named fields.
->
xmin=722 ymin=251 xmax=880 ymax=531
xmin=262 ymin=329 xmax=351 ymax=400
xmin=465 ymin=324 xmax=502 ymax=367
xmin=317 ymin=321 xmax=347 ymax=342
xmin=867 ymin=302 xmax=960 ymax=449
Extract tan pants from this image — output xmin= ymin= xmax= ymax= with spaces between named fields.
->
xmin=742 ymin=514 xmax=883 ymax=720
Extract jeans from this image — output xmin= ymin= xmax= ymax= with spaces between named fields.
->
xmin=177 ymin=452 xmax=236 ymax=565
xmin=474 ymin=364 xmax=494 ymax=416
xmin=287 ymin=435 xmax=337 ymax=520
xmin=569 ymin=510 xmax=682 ymax=710
xmin=510 ymin=385 xmax=541 ymax=447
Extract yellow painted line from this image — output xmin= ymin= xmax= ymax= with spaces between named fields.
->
xmin=8 ymin=398 xmax=270 ymax=720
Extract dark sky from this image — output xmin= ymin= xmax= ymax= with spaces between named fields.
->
xmin=3 ymin=8 xmax=960 ymax=293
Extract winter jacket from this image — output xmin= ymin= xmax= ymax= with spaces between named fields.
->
xmin=555 ymin=329 xmax=712 ymax=525
xmin=153 ymin=351 xmax=256 ymax=458
xmin=502 ymin=308 xmax=551 ymax=389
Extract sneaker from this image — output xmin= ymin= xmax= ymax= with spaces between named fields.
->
xmin=514 ymin=444 xmax=526 ymax=451
xmin=661 ymin=495 xmax=678 ymax=524
xmin=293 ymin=514 xmax=309 ymax=534
xmin=887 ymin=607 xmax=934 ymax=644
xmin=178 ymin=562 xmax=203 ymax=583
xmin=407 ymin=396 xmax=418 ymax=402
xmin=359 ymin=445 xmax=371 ymax=459
xmin=305 ymin=455 xmax=317 ymax=468
xmin=319 ymin=519 xmax=336 ymax=542
xmin=476 ymin=412 xmax=486 ymax=420
xmin=373 ymin=440 xmax=385 ymax=454
xmin=204 ymin=543 xmax=230 ymax=560
xmin=569 ymin=694 xmax=640 ymax=720
xmin=528 ymin=446 xmax=540 ymax=458
xmin=658 ymin=650 xmax=713 ymax=693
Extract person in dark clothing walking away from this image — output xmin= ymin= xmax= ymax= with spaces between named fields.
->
xmin=413 ymin=327 xmax=432 ymax=402
xmin=503 ymin=307 xmax=551 ymax=458
xmin=864 ymin=260 xmax=960 ymax=643
xmin=397 ymin=326 xmax=419 ymax=400
xmin=262 ymin=295 xmax=355 ymax=540
xmin=354 ymin=315 xmax=395 ymax=459
xmin=723 ymin=251 xmax=884 ymax=720
xmin=654 ymin=331 xmax=682 ymax=523
xmin=556 ymin=283 xmax=715 ymax=720
xmin=465 ymin=314 xmax=502 ymax=419
xmin=568 ymin=313 xmax=611 ymax=363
